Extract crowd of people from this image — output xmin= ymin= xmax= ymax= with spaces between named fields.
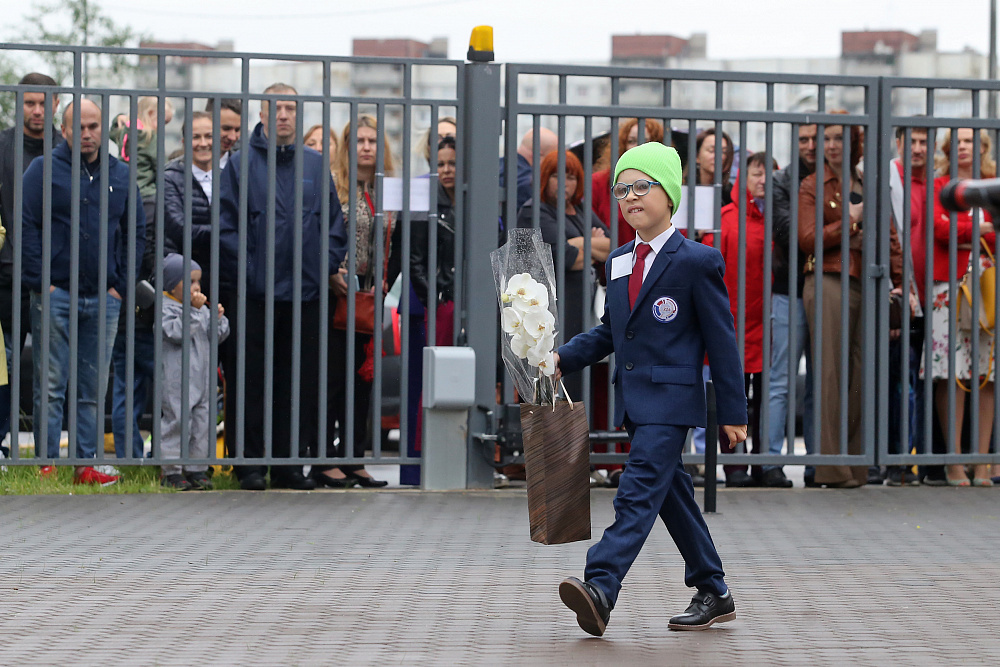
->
xmin=1 ymin=71 xmax=998 ymax=491
xmin=579 ymin=117 xmax=999 ymax=489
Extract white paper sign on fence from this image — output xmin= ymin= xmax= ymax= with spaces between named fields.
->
xmin=383 ymin=177 xmax=431 ymax=212
xmin=671 ymin=185 xmax=718 ymax=231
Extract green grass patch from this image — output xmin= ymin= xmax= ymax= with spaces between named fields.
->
xmin=0 ymin=464 xmax=241 ymax=495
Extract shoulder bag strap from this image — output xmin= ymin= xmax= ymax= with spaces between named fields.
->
xmin=364 ymin=190 xmax=392 ymax=287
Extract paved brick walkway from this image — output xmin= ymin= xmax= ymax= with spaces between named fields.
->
xmin=1 ymin=486 xmax=999 ymax=666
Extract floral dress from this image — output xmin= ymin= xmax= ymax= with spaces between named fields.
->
xmin=924 ymin=253 xmax=996 ymax=383
xmin=922 ymin=188 xmax=996 ymax=384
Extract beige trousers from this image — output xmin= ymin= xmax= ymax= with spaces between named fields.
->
xmin=802 ymin=273 xmax=867 ymax=486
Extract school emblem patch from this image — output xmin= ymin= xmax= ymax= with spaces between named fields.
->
xmin=652 ymin=296 xmax=678 ymax=323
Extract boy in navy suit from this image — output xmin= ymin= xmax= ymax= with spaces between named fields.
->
xmin=554 ymin=142 xmax=748 ymax=636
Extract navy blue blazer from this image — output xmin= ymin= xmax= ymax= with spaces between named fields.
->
xmin=558 ymin=230 xmax=748 ymax=428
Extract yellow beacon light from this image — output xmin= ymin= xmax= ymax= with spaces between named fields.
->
xmin=468 ymin=26 xmax=494 ymax=62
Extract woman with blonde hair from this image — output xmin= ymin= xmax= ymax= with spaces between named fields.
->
xmin=303 ymin=124 xmax=338 ymax=174
xmin=315 ymin=114 xmax=397 ymax=489
xmin=927 ymin=127 xmax=996 ymax=487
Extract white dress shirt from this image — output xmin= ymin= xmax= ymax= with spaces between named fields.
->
xmin=632 ymin=224 xmax=676 ymax=283
xmin=192 ymin=164 xmax=212 ymax=201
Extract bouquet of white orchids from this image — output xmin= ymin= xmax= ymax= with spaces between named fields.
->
xmin=492 ymin=229 xmax=591 ymax=545
xmin=501 ymin=274 xmax=557 ymax=375
xmin=491 ymin=229 xmax=563 ymax=405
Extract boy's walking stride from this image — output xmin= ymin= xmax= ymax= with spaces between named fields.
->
xmin=555 ymin=142 xmax=748 ymax=636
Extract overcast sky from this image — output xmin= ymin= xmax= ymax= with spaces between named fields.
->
xmin=2 ymin=0 xmax=995 ymax=64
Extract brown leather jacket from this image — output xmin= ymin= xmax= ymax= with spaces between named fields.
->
xmin=798 ymin=168 xmax=902 ymax=287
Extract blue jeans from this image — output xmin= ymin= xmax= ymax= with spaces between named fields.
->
xmin=888 ymin=338 xmax=924 ymax=458
xmin=765 ymin=294 xmax=815 ymax=473
xmin=112 ymin=325 xmax=156 ymax=459
xmin=31 ymin=288 xmax=121 ymax=460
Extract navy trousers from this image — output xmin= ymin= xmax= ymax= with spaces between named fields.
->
xmin=585 ymin=420 xmax=727 ymax=607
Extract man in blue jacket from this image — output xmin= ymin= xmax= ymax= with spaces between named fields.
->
xmin=555 ymin=142 xmax=747 ymax=636
xmin=219 ymin=83 xmax=348 ymax=491
xmin=21 ymin=99 xmax=146 ymax=485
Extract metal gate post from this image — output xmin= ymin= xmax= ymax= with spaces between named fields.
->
xmin=462 ymin=29 xmax=502 ymax=488
xmin=869 ymin=78 xmax=891 ymax=467
xmin=874 ymin=77 xmax=894 ymax=468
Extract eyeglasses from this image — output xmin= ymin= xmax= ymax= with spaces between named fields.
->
xmin=613 ymin=179 xmax=660 ymax=200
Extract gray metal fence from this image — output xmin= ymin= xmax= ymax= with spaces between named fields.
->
xmin=1 ymin=44 xmax=465 ymax=480
xmin=499 ymin=64 xmax=884 ymax=474
xmin=2 ymin=42 xmax=998 ymax=484
xmin=879 ymin=78 xmax=1000 ymax=475
xmin=497 ymin=64 xmax=999 ymax=480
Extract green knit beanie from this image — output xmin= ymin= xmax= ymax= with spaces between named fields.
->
xmin=613 ymin=142 xmax=683 ymax=213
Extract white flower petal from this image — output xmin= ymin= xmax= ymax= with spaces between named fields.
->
xmin=504 ymin=273 xmax=549 ymax=310
xmin=526 ymin=333 xmax=555 ymax=366
xmin=537 ymin=352 xmax=556 ymax=376
xmin=509 ymin=333 xmax=533 ymax=359
xmin=522 ymin=308 xmax=556 ymax=339
xmin=504 ymin=273 xmax=536 ymax=301
xmin=501 ymin=307 xmax=523 ymax=335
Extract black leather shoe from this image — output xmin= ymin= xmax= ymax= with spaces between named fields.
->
xmin=668 ymin=590 xmax=737 ymax=631
xmin=240 ymin=473 xmax=267 ymax=491
xmin=270 ymin=471 xmax=317 ymax=490
xmin=725 ymin=470 xmax=759 ymax=488
xmin=867 ymin=466 xmax=884 ymax=485
xmin=559 ymin=577 xmax=611 ymax=637
xmin=347 ymin=470 xmax=389 ymax=488
xmin=312 ymin=470 xmax=357 ymax=489
xmin=684 ymin=464 xmax=705 ymax=487
xmin=886 ymin=467 xmax=920 ymax=487
xmin=761 ymin=468 xmax=793 ymax=488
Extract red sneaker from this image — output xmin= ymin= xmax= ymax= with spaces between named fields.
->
xmin=73 ymin=466 xmax=120 ymax=487
xmin=39 ymin=465 xmax=57 ymax=478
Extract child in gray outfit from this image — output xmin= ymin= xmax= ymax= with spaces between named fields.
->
xmin=161 ymin=253 xmax=229 ymax=490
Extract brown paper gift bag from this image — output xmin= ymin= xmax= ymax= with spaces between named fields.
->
xmin=520 ymin=401 xmax=592 ymax=545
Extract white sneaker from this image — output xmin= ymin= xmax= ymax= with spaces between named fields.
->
xmin=493 ymin=472 xmax=510 ymax=489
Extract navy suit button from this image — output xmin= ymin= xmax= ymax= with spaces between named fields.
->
xmin=626 ymin=331 xmax=635 ymax=339
xmin=625 ymin=362 xmax=634 ymax=370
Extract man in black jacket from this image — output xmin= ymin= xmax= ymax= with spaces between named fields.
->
xmin=219 ymin=83 xmax=348 ymax=491
xmin=762 ymin=124 xmax=816 ymax=488
xmin=0 ymin=73 xmax=59 ymax=456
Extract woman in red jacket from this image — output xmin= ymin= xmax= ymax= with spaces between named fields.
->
xmin=710 ymin=153 xmax=780 ymax=487
xmin=926 ymin=128 xmax=996 ymax=487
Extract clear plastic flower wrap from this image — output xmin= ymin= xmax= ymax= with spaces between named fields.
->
xmin=491 ymin=228 xmax=561 ymax=405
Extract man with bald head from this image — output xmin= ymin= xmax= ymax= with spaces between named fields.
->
xmin=21 ymin=97 xmax=146 ymax=485
xmin=507 ymin=128 xmax=558 ymax=213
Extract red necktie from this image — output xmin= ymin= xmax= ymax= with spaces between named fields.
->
xmin=629 ymin=242 xmax=652 ymax=310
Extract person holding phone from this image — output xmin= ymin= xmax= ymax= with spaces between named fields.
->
xmin=798 ymin=113 xmax=903 ymax=488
